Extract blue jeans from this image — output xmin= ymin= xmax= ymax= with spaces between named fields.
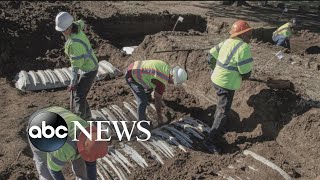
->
xmin=272 ymin=35 xmax=291 ymax=49
xmin=125 ymin=71 xmax=148 ymax=121
xmin=86 ymin=161 xmax=97 ymax=180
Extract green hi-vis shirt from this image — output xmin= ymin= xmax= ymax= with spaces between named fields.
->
xmin=209 ymin=37 xmax=253 ymax=90
xmin=45 ymin=106 xmax=89 ymax=172
xmin=64 ymin=20 xmax=99 ymax=85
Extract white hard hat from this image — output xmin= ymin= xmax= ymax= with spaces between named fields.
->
xmin=55 ymin=12 xmax=74 ymax=32
xmin=171 ymin=66 xmax=188 ymax=85
xmin=290 ymin=18 xmax=296 ymax=27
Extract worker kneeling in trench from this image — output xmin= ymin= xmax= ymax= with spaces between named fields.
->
xmin=272 ymin=18 xmax=297 ymax=51
xmin=125 ymin=60 xmax=188 ymax=130
xmin=205 ymin=20 xmax=254 ymax=153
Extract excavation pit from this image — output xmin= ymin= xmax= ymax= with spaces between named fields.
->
xmin=85 ymin=13 xmax=207 ymax=48
xmin=252 ymin=27 xmax=277 ymax=43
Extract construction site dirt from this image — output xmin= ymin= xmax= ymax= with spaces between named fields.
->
xmin=1 ymin=1 xmax=320 ymax=180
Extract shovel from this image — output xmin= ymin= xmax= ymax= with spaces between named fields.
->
xmin=248 ymin=78 xmax=293 ymax=90
xmin=70 ymin=90 xmax=74 ymax=113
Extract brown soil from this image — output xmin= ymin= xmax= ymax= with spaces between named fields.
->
xmin=1 ymin=1 xmax=320 ymax=180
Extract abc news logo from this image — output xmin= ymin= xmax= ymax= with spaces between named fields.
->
xmin=28 ymin=111 xmax=151 ymax=152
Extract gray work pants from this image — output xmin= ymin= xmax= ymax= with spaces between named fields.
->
xmin=27 ymin=109 xmax=54 ymax=180
xmin=73 ymin=70 xmax=97 ymax=120
xmin=210 ymin=85 xmax=235 ymax=137
xmin=29 ymin=141 xmax=54 ymax=180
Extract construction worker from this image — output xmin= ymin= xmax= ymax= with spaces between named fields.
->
xmin=125 ymin=60 xmax=188 ymax=128
xmin=206 ymin=20 xmax=253 ymax=153
xmin=28 ymin=106 xmax=108 ymax=180
xmin=55 ymin=12 xmax=99 ymax=120
xmin=272 ymin=18 xmax=296 ymax=50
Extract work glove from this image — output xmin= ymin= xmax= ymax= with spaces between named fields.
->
xmin=209 ymin=64 xmax=216 ymax=71
xmin=208 ymin=54 xmax=217 ymax=70
xmin=145 ymin=88 xmax=153 ymax=94
xmin=67 ymin=84 xmax=77 ymax=92
xmin=145 ymin=89 xmax=154 ymax=103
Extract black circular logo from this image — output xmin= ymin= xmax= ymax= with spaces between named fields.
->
xmin=28 ymin=111 xmax=68 ymax=152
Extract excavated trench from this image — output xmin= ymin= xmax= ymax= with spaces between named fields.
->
xmin=84 ymin=13 xmax=207 ymax=48
xmin=252 ymin=27 xmax=277 ymax=43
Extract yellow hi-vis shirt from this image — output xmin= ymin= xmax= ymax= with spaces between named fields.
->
xmin=64 ymin=20 xmax=99 ymax=85
xmin=273 ymin=22 xmax=292 ymax=38
xmin=209 ymin=37 xmax=253 ymax=90
xmin=131 ymin=60 xmax=170 ymax=90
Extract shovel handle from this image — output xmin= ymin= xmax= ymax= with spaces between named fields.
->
xmin=70 ymin=90 xmax=74 ymax=112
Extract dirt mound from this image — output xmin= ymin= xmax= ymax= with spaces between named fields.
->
xmin=0 ymin=2 xmax=70 ymax=77
xmin=206 ymin=17 xmax=230 ymax=34
xmin=277 ymin=108 xmax=320 ymax=178
xmin=291 ymin=30 xmax=320 ymax=55
xmin=129 ymin=151 xmax=235 ymax=180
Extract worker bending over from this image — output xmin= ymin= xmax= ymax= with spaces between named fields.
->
xmin=206 ymin=20 xmax=253 ymax=153
xmin=125 ymin=60 xmax=188 ymax=128
xmin=28 ymin=106 xmax=108 ymax=180
xmin=272 ymin=18 xmax=296 ymax=50
xmin=55 ymin=12 xmax=99 ymax=120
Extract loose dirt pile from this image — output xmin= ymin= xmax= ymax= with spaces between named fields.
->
xmin=1 ymin=1 xmax=320 ymax=180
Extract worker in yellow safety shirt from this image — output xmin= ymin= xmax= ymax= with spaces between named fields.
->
xmin=125 ymin=60 xmax=188 ymax=129
xmin=27 ymin=106 xmax=108 ymax=180
xmin=205 ymin=20 xmax=253 ymax=153
xmin=55 ymin=12 xmax=99 ymax=120
xmin=272 ymin=18 xmax=296 ymax=50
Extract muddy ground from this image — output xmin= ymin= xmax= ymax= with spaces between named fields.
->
xmin=0 ymin=1 xmax=320 ymax=180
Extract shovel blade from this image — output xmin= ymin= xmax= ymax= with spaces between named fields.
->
xmin=266 ymin=79 xmax=293 ymax=90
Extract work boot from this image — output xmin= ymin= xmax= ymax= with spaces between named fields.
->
xmin=284 ymin=48 xmax=291 ymax=53
xmin=202 ymin=137 xmax=221 ymax=154
xmin=201 ymin=130 xmax=222 ymax=154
